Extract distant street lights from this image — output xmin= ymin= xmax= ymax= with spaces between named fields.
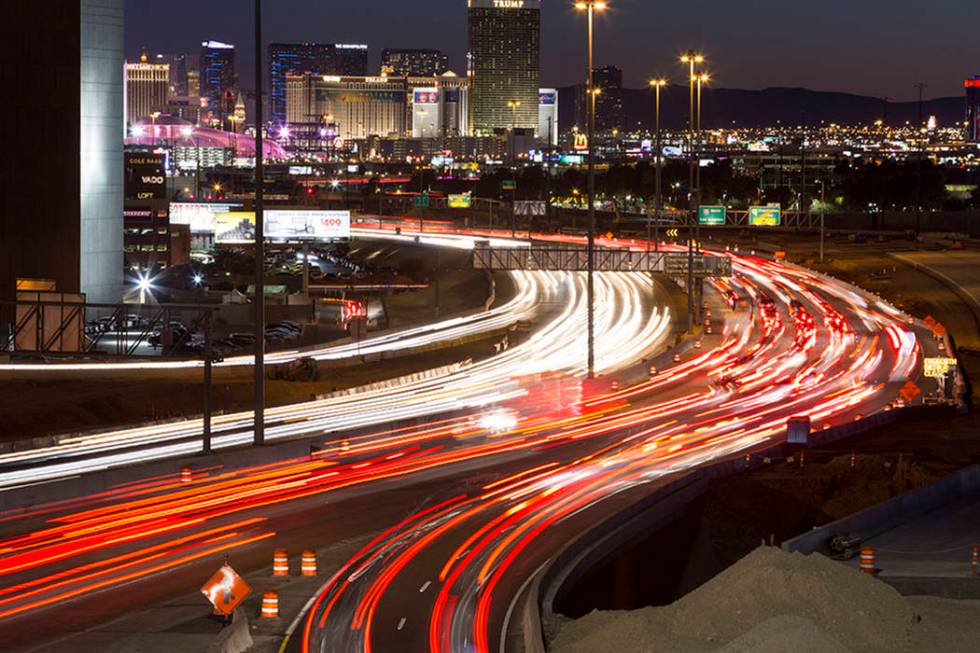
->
xmin=575 ymin=0 xmax=607 ymax=380
xmin=648 ymin=78 xmax=668 ymax=253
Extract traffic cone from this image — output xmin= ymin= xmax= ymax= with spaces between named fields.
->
xmin=860 ymin=547 xmax=876 ymax=575
xmin=301 ymin=550 xmax=317 ymax=576
xmin=273 ymin=549 xmax=289 ymax=576
xmin=180 ymin=467 xmax=193 ymax=483
xmin=972 ymin=546 xmax=978 ymax=576
xmin=260 ymin=591 xmax=279 ymax=618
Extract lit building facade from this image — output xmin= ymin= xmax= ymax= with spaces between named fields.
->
xmin=269 ymin=43 xmax=335 ymax=125
xmin=333 ymin=44 xmax=369 ymax=76
xmin=286 ymin=75 xmax=407 ymax=141
xmin=467 ymin=0 xmax=540 ymax=136
xmin=200 ymin=41 xmax=236 ymax=125
xmin=125 ymin=51 xmax=170 ymax=126
xmin=967 ymin=77 xmax=980 ymax=143
xmin=538 ymin=88 xmax=559 ymax=146
xmin=408 ymin=73 xmax=471 ymax=138
xmin=155 ymin=53 xmax=188 ymax=95
xmin=381 ymin=49 xmax=450 ymax=77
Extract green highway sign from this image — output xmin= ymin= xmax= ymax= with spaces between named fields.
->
xmin=501 ymin=180 xmax=516 ymax=191
xmin=413 ymin=193 xmax=430 ymax=208
xmin=749 ymin=205 xmax=782 ymax=226
xmin=698 ymin=205 xmax=727 ymax=226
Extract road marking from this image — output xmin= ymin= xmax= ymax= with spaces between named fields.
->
xmin=419 ymin=581 xmax=431 ymax=593
xmin=397 ymin=617 xmax=407 ymax=631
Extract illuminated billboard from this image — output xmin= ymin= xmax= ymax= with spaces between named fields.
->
xmin=171 ymin=202 xmax=242 ymax=233
xmin=214 ymin=210 xmax=351 ymax=244
xmin=266 ymin=210 xmax=351 ymax=240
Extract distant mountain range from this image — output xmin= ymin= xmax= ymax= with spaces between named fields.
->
xmin=556 ymin=85 xmax=966 ymax=131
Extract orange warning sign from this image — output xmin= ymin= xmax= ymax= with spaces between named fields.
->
xmin=923 ymin=315 xmax=937 ymax=328
xmin=932 ymin=323 xmax=947 ymax=338
xmin=201 ymin=564 xmax=252 ymax=616
xmin=899 ymin=381 xmax=921 ymax=403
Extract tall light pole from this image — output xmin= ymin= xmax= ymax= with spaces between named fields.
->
xmin=914 ymin=82 xmax=928 ymax=237
xmin=575 ymin=0 xmax=607 ymax=380
xmin=680 ymin=51 xmax=703 ymax=334
xmin=648 ymin=78 xmax=668 ymax=253
xmin=695 ymin=71 xmax=709 ymax=252
xmin=253 ymin=0 xmax=266 ymax=446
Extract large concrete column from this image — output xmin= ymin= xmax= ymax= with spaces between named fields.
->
xmin=80 ymin=0 xmax=125 ymax=304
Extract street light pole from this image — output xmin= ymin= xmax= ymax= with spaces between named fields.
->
xmin=253 ymin=0 xmax=266 ymax=446
xmin=680 ymin=51 xmax=703 ymax=334
xmin=576 ymin=1 xmax=607 ymax=379
xmin=819 ymin=180 xmax=826 ymax=263
xmin=649 ymin=79 xmax=667 ymax=254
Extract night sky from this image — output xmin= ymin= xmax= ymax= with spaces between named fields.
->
xmin=125 ymin=0 xmax=979 ymax=100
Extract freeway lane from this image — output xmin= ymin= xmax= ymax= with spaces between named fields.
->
xmin=0 ymin=241 xmax=671 ymax=490
xmin=301 ymin=252 xmax=926 ymax=653
xmin=0 ymin=232 xmax=925 ymax=653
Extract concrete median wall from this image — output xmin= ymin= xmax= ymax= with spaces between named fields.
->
xmin=782 ymin=464 xmax=980 ymax=556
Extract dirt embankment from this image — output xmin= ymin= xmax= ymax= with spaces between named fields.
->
xmin=552 ymin=546 xmax=980 ymax=653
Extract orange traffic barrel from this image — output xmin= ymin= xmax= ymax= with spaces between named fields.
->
xmin=260 ymin=590 xmax=279 ymax=618
xmin=273 ymin=549 xmax=289 ymax=576
xmin=301 ymin=550 xmax=317 ymax=576
xmin=860 ymin=547 xmax=875 ymax=575
xmin=972 ymin=546 xmax=978 ymax=576
xmin=180 ymin=467 xmax=193 ymax=483
xmin=673 ymin=353 xmax=682 ymax=363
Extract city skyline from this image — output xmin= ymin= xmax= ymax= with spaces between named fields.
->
xmin=125 ymin=0 xmax=978 ymax=100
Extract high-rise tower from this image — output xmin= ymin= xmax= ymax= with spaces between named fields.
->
xmin=467 ymin=0 xmax=540 ymax=136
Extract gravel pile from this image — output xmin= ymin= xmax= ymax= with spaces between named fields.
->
xmin=551 ymin=546 xmax=923 ymax=653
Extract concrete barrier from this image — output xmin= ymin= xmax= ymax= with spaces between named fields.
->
xmin=520 ymin=405 xmax=943 ymax=651
xmin=782 ymin=464 xmax=980 ymax=555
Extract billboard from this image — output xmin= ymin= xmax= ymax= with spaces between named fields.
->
xmin=171 ymin=202 xmax=242 ymax=233
xmin=214 ymin=212 xmax=257 ymax=244
xmin=266 ymin=210 xmax=351 ymax=240
xmin=572 ymin=133 xmax=588 ymax=152
xmin=124 ymin=152 xmax=166 ymax=200
xmin=698 ymin=205 xmax=726 ymax=226
xmin=749 ymin=205 xmax=782 ymax=226
xmin=214 ymin=210 xmax=351 ymax=244
xmin=413 ymin=89 xmax=440 ymax=105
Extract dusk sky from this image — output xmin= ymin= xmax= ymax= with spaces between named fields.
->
xmin=126 ymin=0 xmax=979 ymax=100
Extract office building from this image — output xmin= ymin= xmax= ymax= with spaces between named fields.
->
xmin=593 ymin=65 xmax=624 ymax=132
xmin=334 ymin=44 xmax=369 ymax=76
xmin=286 ymin=74 xmax=406 ymax=141
xmin=381 ymin=49 xmax=449 ymax=77
xmin=538 ymin=88 xmax=559 ymax=147
xmin=468 ymin=0 xmax=540 ymax=136
xmin=967 ymin=77 xmax=980 ymax=143
xmin=408 ymin=73 xmax=471 ymax=138
xmin=269 ymin=43 xmax=334 ymax=124
xmin=1 ymin=0 xmax=124 ymax=306
xmin=200 ymin=41 xmax=236 ymax=126
xmin=125 ymin=50 xmax=170 ymax=126
xmin=156 ymin=53 xmax=188 ymax=95
xmin=187 ymin=68 xmax=201 ymax=97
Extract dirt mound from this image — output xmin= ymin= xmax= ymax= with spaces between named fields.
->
xmin=551 ymin=546 xmax=916 ymax=653
xmin=667 ymin=546 xmax=913 ymax=651
xmin=718 ymin=615 xmax=849 ymax=653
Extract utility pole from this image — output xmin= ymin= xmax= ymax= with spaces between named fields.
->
xmin=800 ymin=110 xmax=807 ymax=225
xmin=252 ymin=0 xmax=265 ymax=446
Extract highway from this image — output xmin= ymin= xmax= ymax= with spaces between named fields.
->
xmin=0 ymin=230 xmax=925 ymax=652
